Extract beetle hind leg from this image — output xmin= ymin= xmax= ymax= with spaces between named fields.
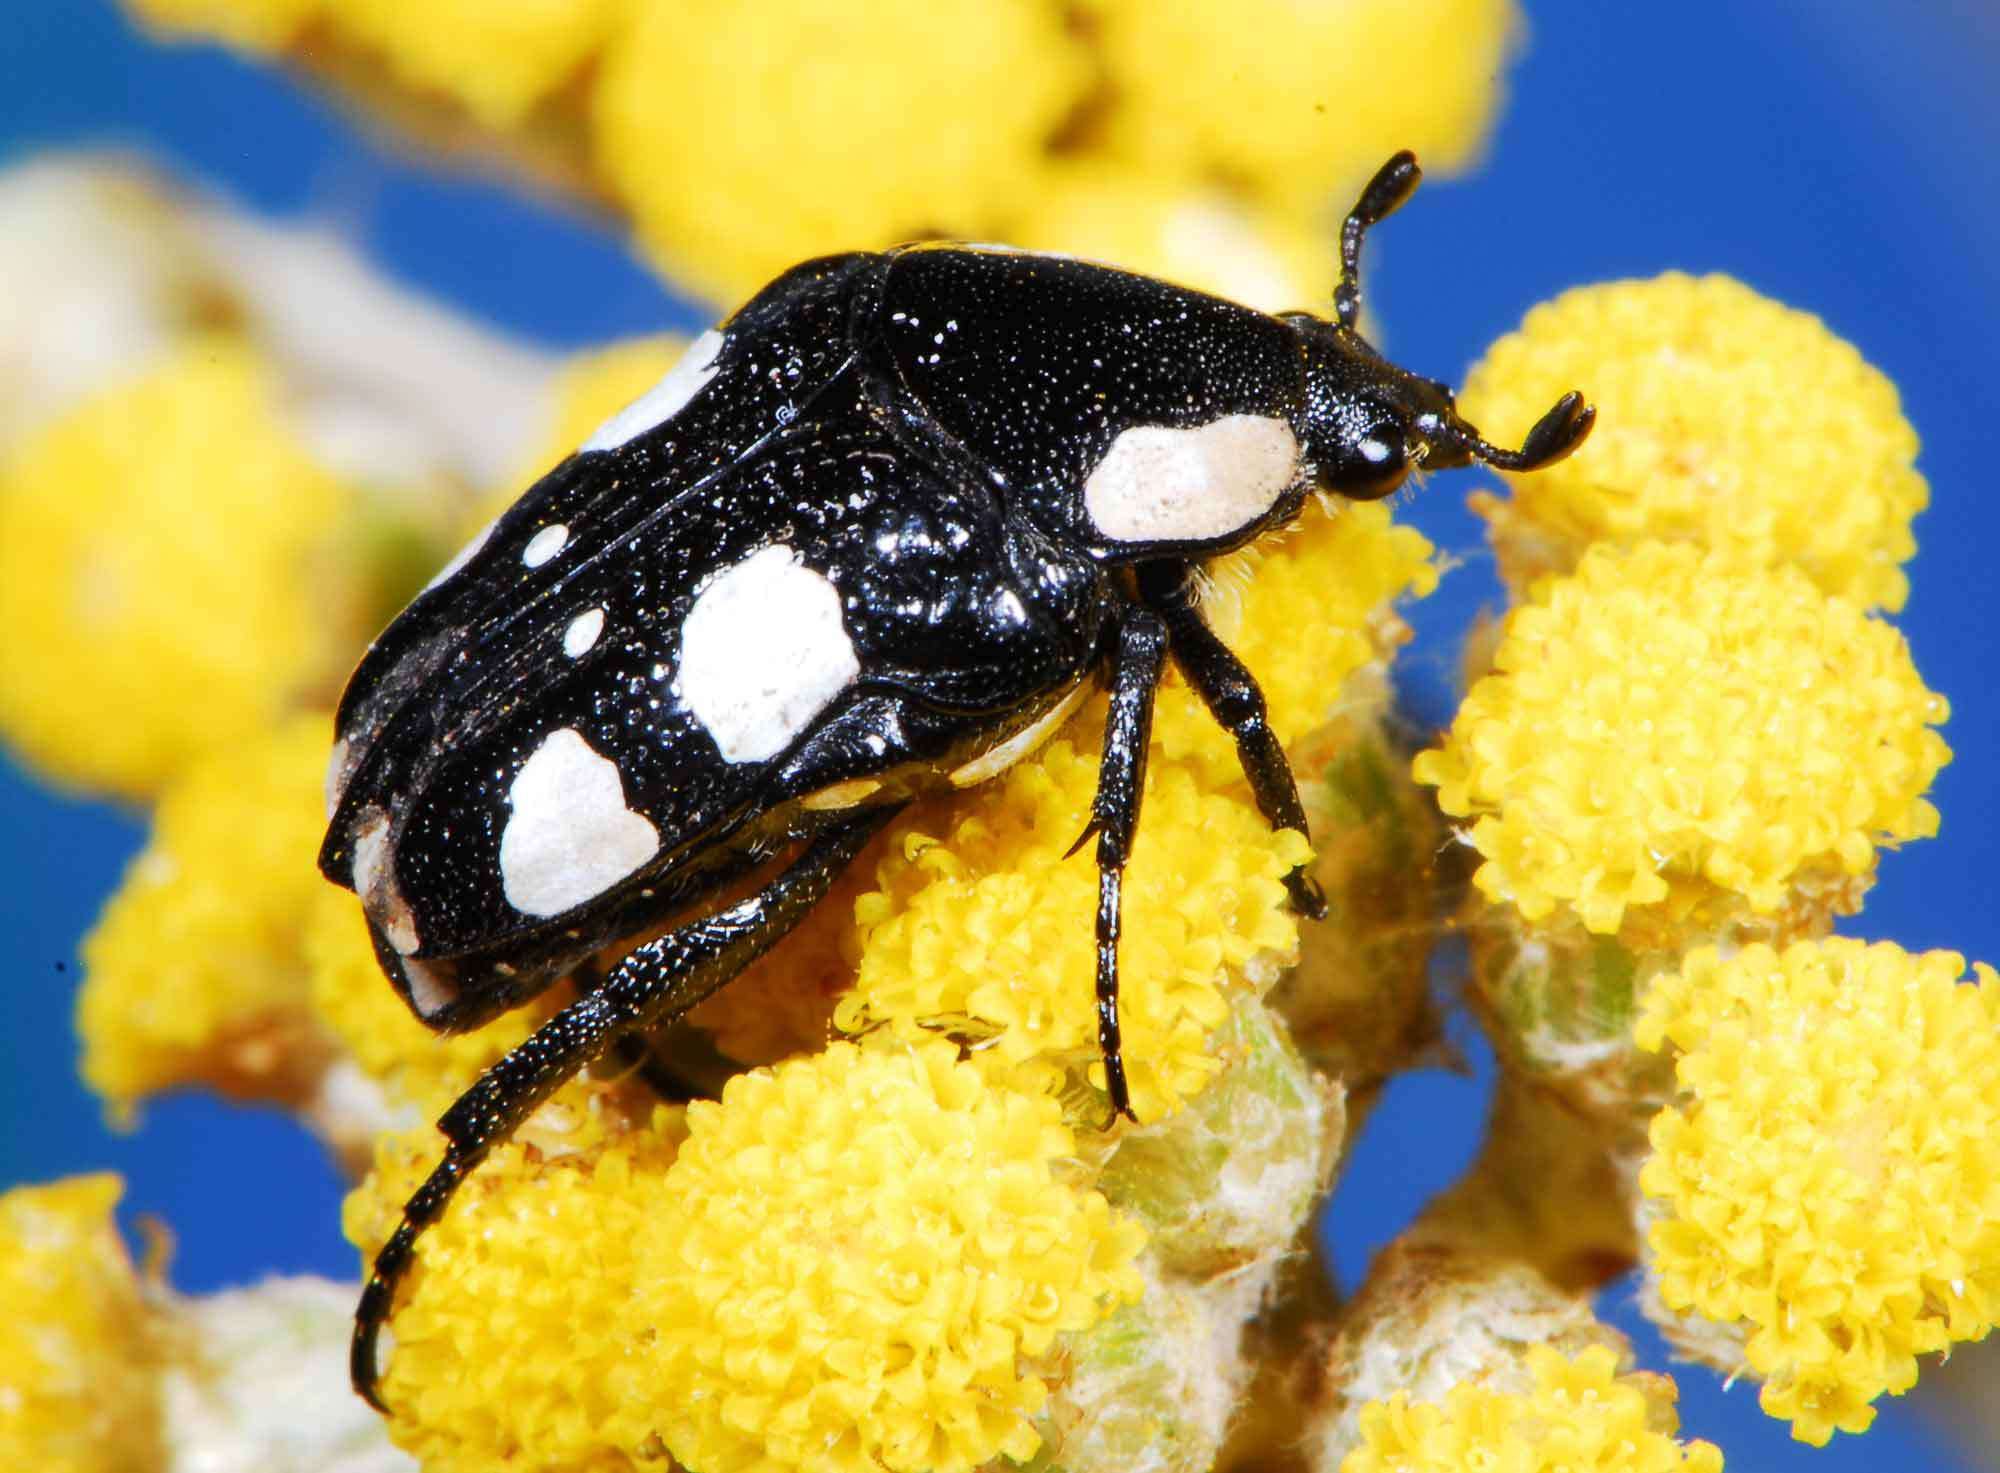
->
xmin=1136 ymin=562 xmax=1328 ymax=922
xmin=1076 ymin=609 xmax=1171 ymax=1124
xmin=349 ymin=805 xmax=900 ymax=1411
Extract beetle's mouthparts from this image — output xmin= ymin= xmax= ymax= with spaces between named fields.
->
xmin=1440 ymin=388 xmax=1596 ymax=473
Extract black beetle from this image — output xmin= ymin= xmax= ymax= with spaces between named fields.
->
xmin=320 ymin=151 xmax=1592 ymax=1408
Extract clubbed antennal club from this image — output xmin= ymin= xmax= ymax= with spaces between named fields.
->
xmin=1335 ymin=150 xmax=1423 ymax=332
xmin=1446 ymin=389 xmax=1597 ymax=472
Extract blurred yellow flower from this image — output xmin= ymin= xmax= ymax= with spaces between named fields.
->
xmin=0 ymin=1176 xmax=162 ymax=1473
xmin=78 ymin=712 xmax=339 ymax=1111
xmin=0 ymin=337 xmax=347 ymax=800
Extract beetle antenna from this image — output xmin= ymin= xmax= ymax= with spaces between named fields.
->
xmin=1449 ymin=389 xmax=1597 ymax=472
xmin=1335 ymin=151 xmax=1423 ymax=331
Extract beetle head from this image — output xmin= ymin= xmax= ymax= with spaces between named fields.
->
xmin=1284 ymin=150 xmax=1595 ymax=502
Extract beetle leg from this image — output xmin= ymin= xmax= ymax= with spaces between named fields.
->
xmin=570 ymin=957 xmax=713 ymax=1103
xmin=1071 ymin=608 xmax=1171 ymax=1124
xmin=1135 ymin=561 xmax=1329 ymax=922
xmin=350 ymin=804 xmax=900 ymax=1411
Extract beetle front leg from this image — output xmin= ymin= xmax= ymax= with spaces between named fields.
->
xmin=1135 ymin=561 xmax=1328 ymax=922
xmin=350 ymin=804 xmax=899 ymax=1411
xmin=1072 ymin=608 xmax=1171 ymax=1122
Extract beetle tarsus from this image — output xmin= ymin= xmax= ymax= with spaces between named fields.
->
xmin=349 ymin=806 xmax=899 ymax=1410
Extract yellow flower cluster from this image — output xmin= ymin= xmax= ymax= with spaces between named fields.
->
xmin=344 ymin=1043 xmax=1146 ymax=1473
xmin=0 ymin=336 xmax=348 ymax=799
xmin=1459 ymin=274 xmax=1927 ymax=610
xmin=1341 ymin=1346 xmax=1722 ymax=1473
xmin=0 ymin=1176 xmax=162 ymax=1473
xmin=1414 ymin=540 xmax=1948 ymax=935
xmin=78 ymin=713 xmax=340 ymax=1111
xmin=1637 ymin=940 xmax=2000 ymax=1444
xmin=125 ymin=0 xmax=1518 ymax=307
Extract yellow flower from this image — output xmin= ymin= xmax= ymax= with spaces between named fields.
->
xmin=1008 ymin=163 xmax=1325 ymax=314
xmin=638 ymin=1041 xmax=1145 ymax=1473
xmin=322 ymin=0 xmax=622 ymax=129
xmin=1086 ymin=0 xmax=1519 ymax=217
xmin=0 ymin=336 xmax=347 ymax=799
xmin=78 ymin=713 xmax=340 ymax=1112
xmin=840 ymin=737 xmax=1310 ymax=1120
xmin=0 ymin=1176 xmax=163 ymax=1473
xmin=1637 ymin=939 xmax=2000 ymax=1444
xmin=342 ymin=1085 xmax=685 ymax=1473
xmin=1341 ymin=1345 xmax=1723 ymax=1473
xmin=124 ymin=0 xmax=318 ymax=51
xmin=345 ymin=1042 xmax=1145 ymax=1473
xmin=1460 ymin=274 xmax=1927 ymax=610
xmin=593 ymin=0 xmax=1093 ymax=304
xmin=1413 ymin=541 xmax=1949 ymax=935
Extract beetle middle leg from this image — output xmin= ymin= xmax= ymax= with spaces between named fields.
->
xmin=1070 ymin=607 xmax=1171 ymax=1123
xmin=350 ymin=803 xmax=900 ymax=1410
xmin=1135 ymin=561 xmax=1329 ymax=922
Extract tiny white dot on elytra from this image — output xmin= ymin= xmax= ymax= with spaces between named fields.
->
xmin=523 ymin=524 xmax=569 ymax=567
xmin=564 ymin=607 xmax=606 ymax=658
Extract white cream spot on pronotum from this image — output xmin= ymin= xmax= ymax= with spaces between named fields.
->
xmin=1083 ymin=413 xmax=1299 ymax=545
xmin=499 ymin=727 xmax=660 ymax=917
xmin=580 ymin=328 xmax=726 ymax=453
xmin=677 ymin=544 xmax=859 ymax=764
xmin=350 ymin=807 xmax=420 ymax=955
xmin=423 ymin=514 xmax=497 ymax=592
xmin=563 ymin=607 xmax=606 ymax=659
xmin=522 ymin=523 xmax=569 ymax=568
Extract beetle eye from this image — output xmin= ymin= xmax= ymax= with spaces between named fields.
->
xmin=1327 ymin=431 xmax=1408 ymax=501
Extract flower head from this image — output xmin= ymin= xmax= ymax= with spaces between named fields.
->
xmin=594 ymin=0 xmax=1092 ymax=303
xmin=1414 ymin=541 xmax=1948 ymax=935
xmin=345 ymin=1042 xmax=1145 ymax=1473
xmin=78 ymin=712 xmax=339 ymax=1111
xmin=1460 ymin=273 xmax=1926 ymax=610
xmin=1637 ymin=939 xmax=2000 ymax=1444
xmin=0 ymin=1176 xmax=162 ymax=1473
xmin=1341 ymin=1345 xmax=1723 ymax=1473
xmin=0 ymin=337 xmax=347 ymax=799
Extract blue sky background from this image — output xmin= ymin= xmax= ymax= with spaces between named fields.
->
xmin=2 ymin=2 xmax=1994 ymax=1465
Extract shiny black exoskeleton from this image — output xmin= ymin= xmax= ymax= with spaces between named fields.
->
xmin=321 ymin=152 xmax=1593 ymax=1409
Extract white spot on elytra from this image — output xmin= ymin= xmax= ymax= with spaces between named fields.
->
xmin=423 ymin=514 xmax=497 ymax=592
xmin=564 ymin=607 xmax=606 ymax=658
xmin=1084 ymin=414 xmax=1299 ymax=545
xmin=499 ymin=727 xmax=660 ymax=917
xmin=324 ymin=736 xmax=352 ymax=820
xmin=400 ymin=956 xmax=459 ymax=1020
xmin=581 ymin=328 xmax=726 ymax=453
xmin=522 ymin=523 xmax=569 ymax=567
xmin=350 ymin=808 xmax=420 ymax=955
xmin=677 ymin=544 xmax=858 ymax=764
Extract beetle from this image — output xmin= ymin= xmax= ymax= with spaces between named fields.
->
xmin=321 ymin=150 xmax=1592 ymax=1409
